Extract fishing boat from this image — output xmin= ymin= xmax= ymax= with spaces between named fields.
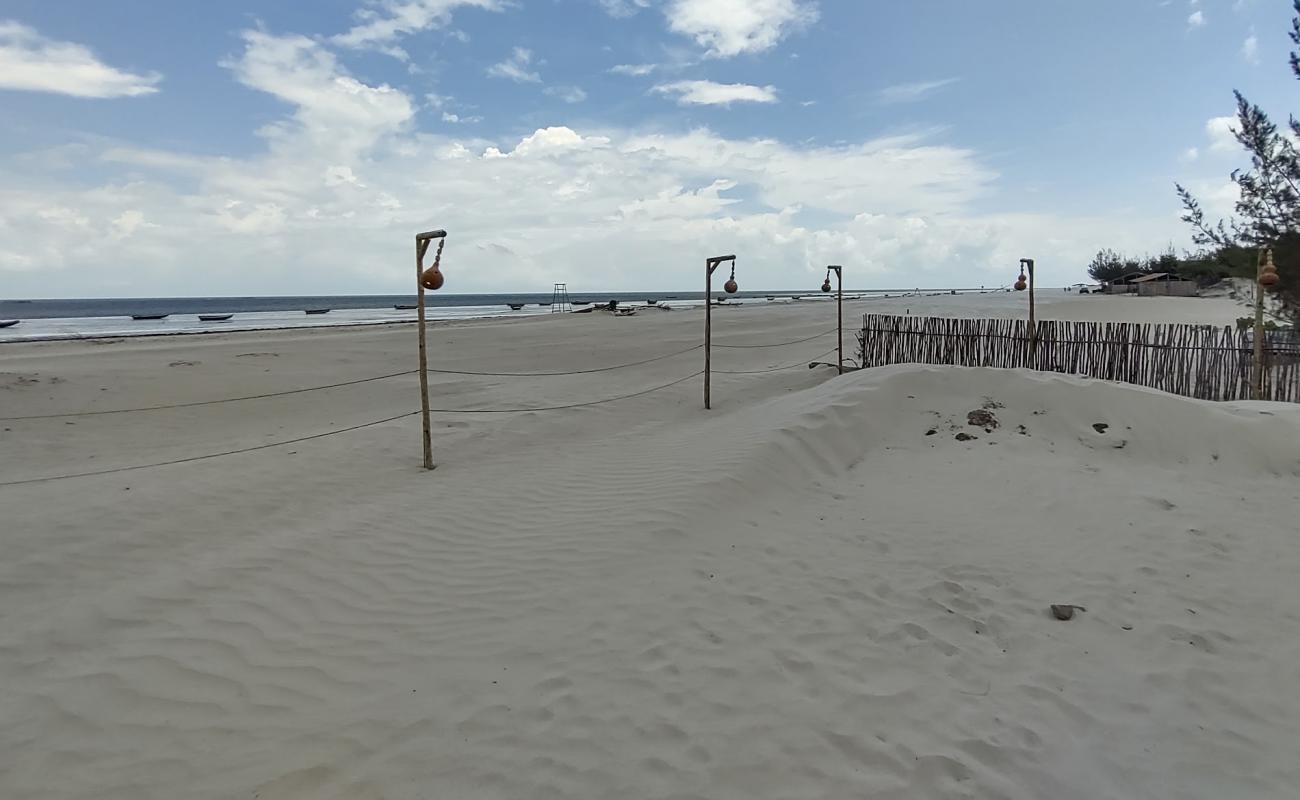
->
xmin=198 ymin=314 xmax=233 ymax=322
xmin=507 ymin=303 xmax=526 ymax=311
xmin=394 ymin=304 xmax=417 ymax=310
xmin=0 ymin=320 xmax=19 ymax=329
xmin=304 ymin=308 xmax=331 ymax=315
xmin=572 ymin=300 xmax=590 ymax=305
xmin=131 ymin=313 xmax=169 ymax=320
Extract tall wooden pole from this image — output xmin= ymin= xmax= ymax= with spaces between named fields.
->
xmin=827 ymin=265 xmax=843 ymax=374
xmin=1253 ymin=249 xmax=1266 ymax=400
xmin=416 ymin=238 xmax=433 ymax=470
xmin=704 ymin=258 xmax=712 ymax=409
xmin=1021 ymin=258 xmax=1037 ymax=361
xmin=415 ymin=229 xmax=446 ymax=470
xmin=703 ymin=254 xmax=736 ymax=409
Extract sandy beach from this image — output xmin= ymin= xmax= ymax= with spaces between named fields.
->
xmin=2 ymin=291 xmax=1299 ymax=799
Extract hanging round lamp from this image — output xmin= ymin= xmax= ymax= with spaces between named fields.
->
xmin=724 ymin=263 xmax=738 ymax=294
xmin=421 ymin=267 xmax=445 ymax=291
xmin=1260 ymin=250 xmax=1280 ymax=289
xmin=1014 ymin=273 xmax=1027 ymax=291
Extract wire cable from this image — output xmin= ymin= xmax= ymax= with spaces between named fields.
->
xmin=425 ymin=343 xmax=702 ymax=376
xmin=0 ymin=370 xmax=418 ymax=421
xmin=425 ymin=370 xmax=704 ymax=412
xmin=0 ymin=371 xmax=705 ymax=486
xmin=0 ymin=343 xmax=706 ymax=421
xmin=712 ymin=327 xmax=837 ymax=349
xmin=713 ymin=348 xmax=840 ymax=375
xmin=0 ymin=410 xmax=421 ymax=487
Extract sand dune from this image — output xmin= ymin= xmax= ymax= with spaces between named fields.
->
xmin=2 ymin=295 xmax=1297 ymax=799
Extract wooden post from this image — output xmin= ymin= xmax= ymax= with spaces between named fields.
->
xmin=828 ymin=265 xmax=844 ymax=374
xmin=1021 ymin=258 xmax=1037 ymax=361
xmin=704 ymin=258 xmax=712 ymax=409
xmin=415 ymin=229 xmax=446 ymax=470
xmin=1253 ymin=249 xmax=1266 ymax=400
xmin=703 ymin=254 xmax=736 ymax=409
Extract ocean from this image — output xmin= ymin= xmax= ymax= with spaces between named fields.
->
xmin=0 ymin=291 xmax=857 ymax=343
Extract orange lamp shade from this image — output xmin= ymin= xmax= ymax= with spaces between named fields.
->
xmin=723 ymin=278 xmax=739 ymax=294
xmin=1014 ymin=275 xmax=1027 ymax=291
xmin=821 ymin=279 xmax=832 ymax=292
xmin=1260 ymin=269 xmax=1280 ymax=288
xmin=421 ymin=268 xmax=445 ymax=291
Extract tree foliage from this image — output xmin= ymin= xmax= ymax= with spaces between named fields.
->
xmin=1175 ymin=1 xmax=1300 ymax=321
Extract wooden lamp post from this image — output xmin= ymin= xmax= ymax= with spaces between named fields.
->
xmin=822 ymin=265 xmax=843 ymax=374
xmin=1253 ymin=247 xmax=1280 ymax=400
xmin=415 ymin=228 xmax=447 ymax=470
xmin=704 ymin=254 xmax=738 ymax=409
xmin=1015 ymin=258 xmax=1036 ymax=359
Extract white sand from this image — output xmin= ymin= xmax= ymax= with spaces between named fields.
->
xmin=2 ymin=291 xmax=1298 ymax=799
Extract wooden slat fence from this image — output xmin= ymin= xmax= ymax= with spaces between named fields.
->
xmin=857 ymin=313 xmax=1300 ymax=403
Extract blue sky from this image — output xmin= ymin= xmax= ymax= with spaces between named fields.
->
xmin=0 ymin=0 xmax=1293 ymax=296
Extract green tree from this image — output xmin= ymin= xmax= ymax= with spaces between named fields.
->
xmin=1175 ymin=2 xmax=1300 ymax=321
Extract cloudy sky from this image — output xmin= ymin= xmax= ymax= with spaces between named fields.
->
xmin=0 ymin=0 xmax=1293 ymax=297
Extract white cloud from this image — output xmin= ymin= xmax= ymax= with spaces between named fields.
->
xmin=1206 ymin=115 xmax=1238 ymax=152
xmin=487 ymin=47 xmax=540 ymax=83
xmin=1187 ymin=10 xmax=1205 ymax=28
xmin=1180 ymin=146 xmax=1200 ymax=162
xmin=441 ymin=110 xmax=482 ymax=123
xmin=877 ymin=78 xmax=958 ymax=104
xmin=333 ymin=0 xmax=502 ymax=49
xmin=0 ymin=18 xmax=1189 ymax=296
xmin=665 ymin=0 xmax=818 ymax=58
xmin=544 ymin=85 xmax=588 ymax=103
xmin=1242 ymin=33 xmax=1258 ymax=64
xmin=598 ymin=0 xmax=652 ymax=17
xmin=2 ymin=118 xmax=1053 ymax=296
xmin=653 ymin=79 xmax=778 ymax=106
xmin=610 ymin=63 xmax=658 ymax=76
xmin=224 ymin=30 xmax=414 ymax=156
xmin=0 ymin=20 xmax=160 ymax=98
xmin=111 ymin=209 xmax=157 ymax=239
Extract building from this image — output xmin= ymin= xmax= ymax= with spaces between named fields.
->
xmin=1103 ymin=272 xmax=1147 ymax=294
xmin=1132 ymin=272 xmax=1199 ymax=297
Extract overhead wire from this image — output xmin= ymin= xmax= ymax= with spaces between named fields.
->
xmin=713 ymin=347 xmax=841 ymax=374
xmin=711 ymin=326 xmax=838 ymax=349
xmin=0 ymin=370 xmax=705 ymax=486
xmin=425 ymin=343 xmax=702 ymax=376
xmin=0 ymin=342 xmax=706 ymax=420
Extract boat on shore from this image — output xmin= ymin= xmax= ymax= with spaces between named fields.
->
xmin=198 ymin=314 xmax=233 ymax=322
xmin=394 ymin=304 xmax=417 ymax=310
xmin=507 ymin=303 xmax=526 ymax=311
xmin=0 ymin=320 xmax=19 ymax=329
xmin=304 ymin=309 xmax=331 ymax=315
xmin=131 ymin=314 xmax=169 ymax=320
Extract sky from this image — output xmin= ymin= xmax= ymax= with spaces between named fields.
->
xmin=0 ymin=0 xmax=1294 ymax=297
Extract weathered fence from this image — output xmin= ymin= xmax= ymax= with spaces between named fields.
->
xmin=858 ymin=313 xmax=1300 ymax=403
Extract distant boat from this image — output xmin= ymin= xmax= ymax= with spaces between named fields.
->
xmin=573 ymin=300 xmax=590 ymax=305
xmin=507 ymin=303 xmax=526 ymax=311
xmin=198 ymin=314 xmax=233 ymax=322
xmin=304 ymin=309 xmax=331 ymax=315
xmin=536 ymin=302 xmax=550 ymax=306
xmin=394 ymin=304 xmax=417 ymax=310
xmin=0 ymin=320 xmax=19 ymax=329
xmin=131 ymin=313 xmax=169 ymax=320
